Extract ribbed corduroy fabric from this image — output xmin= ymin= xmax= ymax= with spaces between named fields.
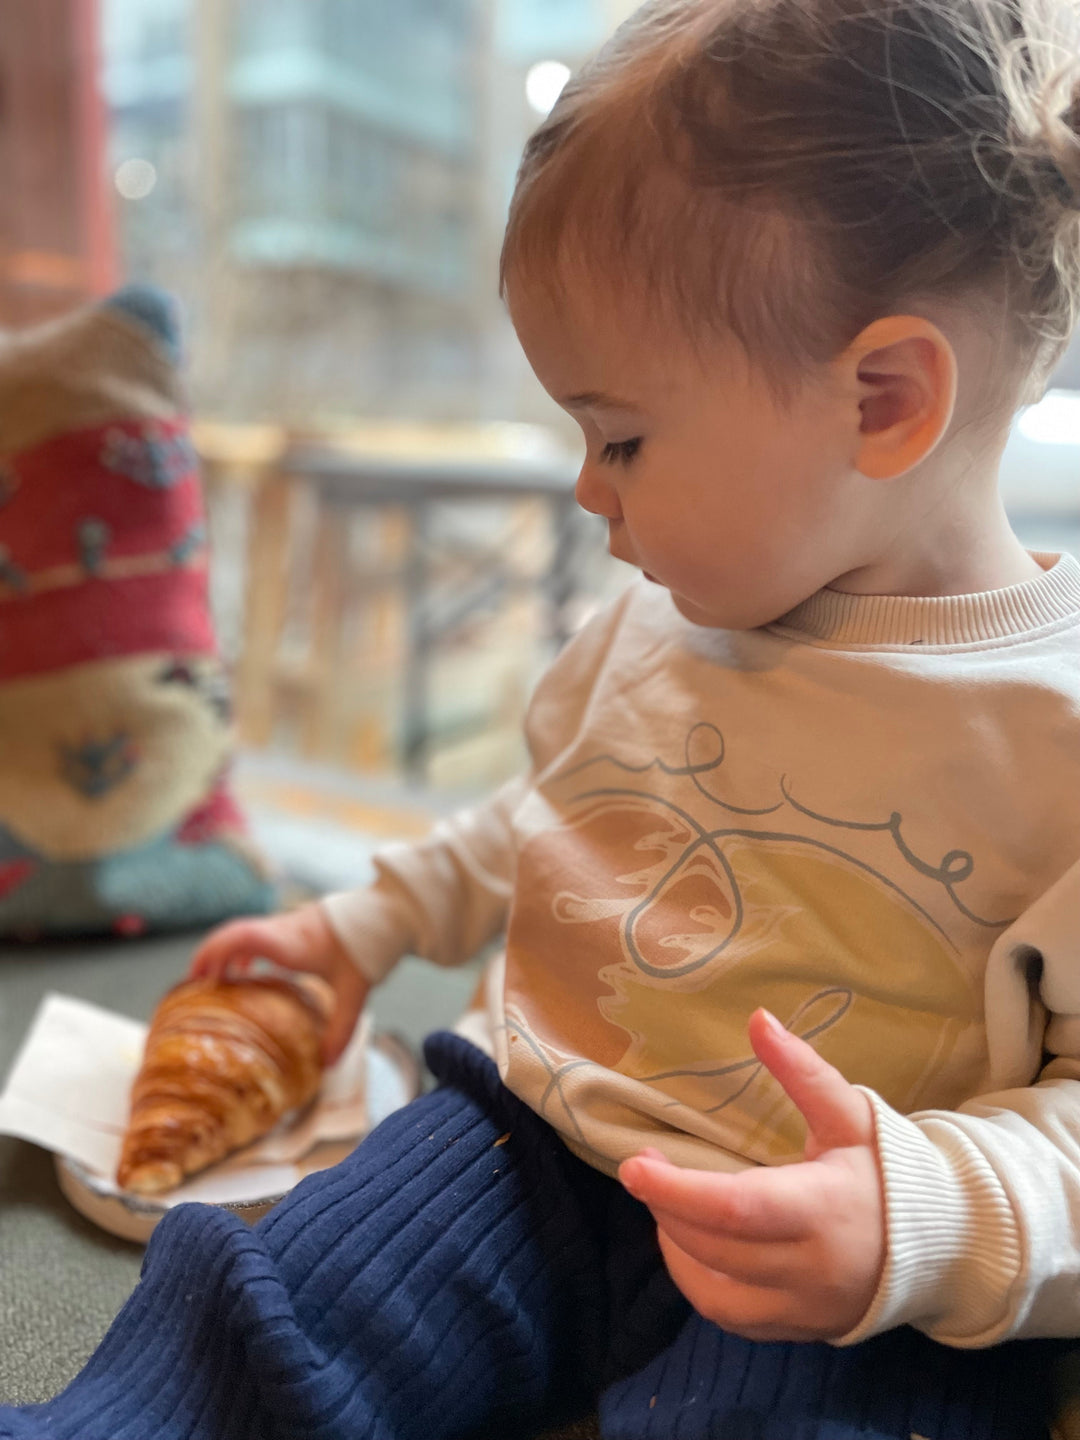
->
xmin=0 ymin=1036 xmax=1060 ymax=1440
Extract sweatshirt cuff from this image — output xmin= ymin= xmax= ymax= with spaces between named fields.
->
xmin=836 ymin=1090 xmax=1022 ymax=1348
xmin=321 ymin=880 xmax=418 ymax=986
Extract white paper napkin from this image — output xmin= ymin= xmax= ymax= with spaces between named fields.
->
xmin=0 ymin=992 xmax=370 ymax=1204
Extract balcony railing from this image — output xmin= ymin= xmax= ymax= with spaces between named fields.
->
xmin=197 ymin=422 xmax=613 ymax=790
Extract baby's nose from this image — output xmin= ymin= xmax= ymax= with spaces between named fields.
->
xmin=575 ymin=463 xmax=622 ymax=521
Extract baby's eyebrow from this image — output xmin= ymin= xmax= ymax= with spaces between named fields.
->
xmin=560 ymin=390 xmax=639 ymax=411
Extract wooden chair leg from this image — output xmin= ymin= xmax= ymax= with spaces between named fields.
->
xmin=237 ymin=472 xmax=292 ymax=749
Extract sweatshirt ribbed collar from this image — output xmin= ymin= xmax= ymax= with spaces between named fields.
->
xmin=772 ymin=552 xmax=1080 ymax=648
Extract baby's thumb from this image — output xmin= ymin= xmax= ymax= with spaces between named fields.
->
xmin=320 ymin=976 xmax=370 ymax=1066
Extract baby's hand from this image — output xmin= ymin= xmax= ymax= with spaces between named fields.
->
xmin=619 ymin=1009 xmax=885 ymax=1343
xmin=189 ymin=904 xmax=370 ymax=1066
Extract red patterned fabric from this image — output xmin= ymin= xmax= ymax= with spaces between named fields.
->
xmin=0 ymin=861 xmax=35 ymax=900
xmin=0 ymin=570 xmax=216 ymax=682
xmin=0 ymin=418 xmax=203 ymax=568
xmin=176 ymin=782 xmax=250 ymax=846
xmin=0 ymin=418 xmax=214 ymax=681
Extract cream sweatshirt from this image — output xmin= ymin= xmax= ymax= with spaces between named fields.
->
xmin=325 ymin=552 xmax=1080 ymax=1349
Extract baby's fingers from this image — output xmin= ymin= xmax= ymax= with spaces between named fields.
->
xmin=656 ymin=1233 xmax=809 ymax=1342
xmin=620 ymin=1155 xmax=813 ymax=1241
xmin=189 ymin=920 xmax=282 ymax=981
xmin=651 ymin=1213 xmax=802 ymax=1288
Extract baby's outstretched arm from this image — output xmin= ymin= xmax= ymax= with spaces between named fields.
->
xmin=620 ymin=1009 xmax=886 ymax=1343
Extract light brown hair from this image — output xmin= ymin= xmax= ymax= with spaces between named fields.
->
xmin=501 ymin=0 xmax=1080 ymax=401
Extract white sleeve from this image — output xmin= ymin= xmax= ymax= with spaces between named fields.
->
xmin=839 ymin=854 xmax=1080 ymax=1348
xmin=320 ymin=773 xmax=528 ymax=986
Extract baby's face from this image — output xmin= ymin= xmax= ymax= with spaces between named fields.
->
xmin=509 ymin=277 xmax=870 ymax=630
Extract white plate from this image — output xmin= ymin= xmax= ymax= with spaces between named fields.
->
xmin=55 ymin=1032 xmax=422 ymax=1244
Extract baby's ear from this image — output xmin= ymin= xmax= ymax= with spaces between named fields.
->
xmin=844 ymin=316 xmax=958 ymax=481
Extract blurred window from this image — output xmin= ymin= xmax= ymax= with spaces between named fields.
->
xmin=101 ymin=0 xmax=632 ymax=792
xmin=0 ymin=0 xmax=1076 ymax=794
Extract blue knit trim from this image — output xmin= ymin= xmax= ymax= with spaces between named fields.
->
xmin=103 ymin=285 xmax=182 ymax=364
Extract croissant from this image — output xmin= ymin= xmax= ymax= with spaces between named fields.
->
xmin=117 ymin=976 xmax=326 ymax=1196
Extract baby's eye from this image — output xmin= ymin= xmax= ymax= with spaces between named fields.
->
xmin=600 ymin=438 xmax=643 ymax=467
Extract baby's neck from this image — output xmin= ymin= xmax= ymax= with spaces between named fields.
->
xmin=830 ymin=521 xmax=1044 ymax=600
xmin=830 ymin=441 xmax=1044 ymax=600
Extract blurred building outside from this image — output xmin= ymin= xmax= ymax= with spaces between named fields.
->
xmin=102 ymin=0 xmax=641 ymax=427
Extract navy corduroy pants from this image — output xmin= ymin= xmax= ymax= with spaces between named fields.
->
xmin=0 ymin=1033 xmax=1060 ymax=1440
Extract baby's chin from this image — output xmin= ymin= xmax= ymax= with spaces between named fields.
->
xmin=639 ymin=573 xmax=759 ymax=631
xmin=667 ymin=589 xmax=772 ymax=633
xmin=667 ymin=591 xmax=726 ymax=629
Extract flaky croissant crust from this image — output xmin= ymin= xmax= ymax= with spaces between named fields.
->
xmin=117 ymin=977 xmax=325 ymax=1196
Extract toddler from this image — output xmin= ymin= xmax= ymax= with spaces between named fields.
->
xmin=4 ymin=1 xmax=1080 ymax=1436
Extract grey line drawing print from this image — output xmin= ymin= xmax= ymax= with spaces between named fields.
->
xmin=557 ymin=722 xmax=1014 ymax=974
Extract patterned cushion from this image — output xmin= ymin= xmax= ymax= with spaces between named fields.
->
xmin=0 ymin=286 xmax=274 ymax=938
